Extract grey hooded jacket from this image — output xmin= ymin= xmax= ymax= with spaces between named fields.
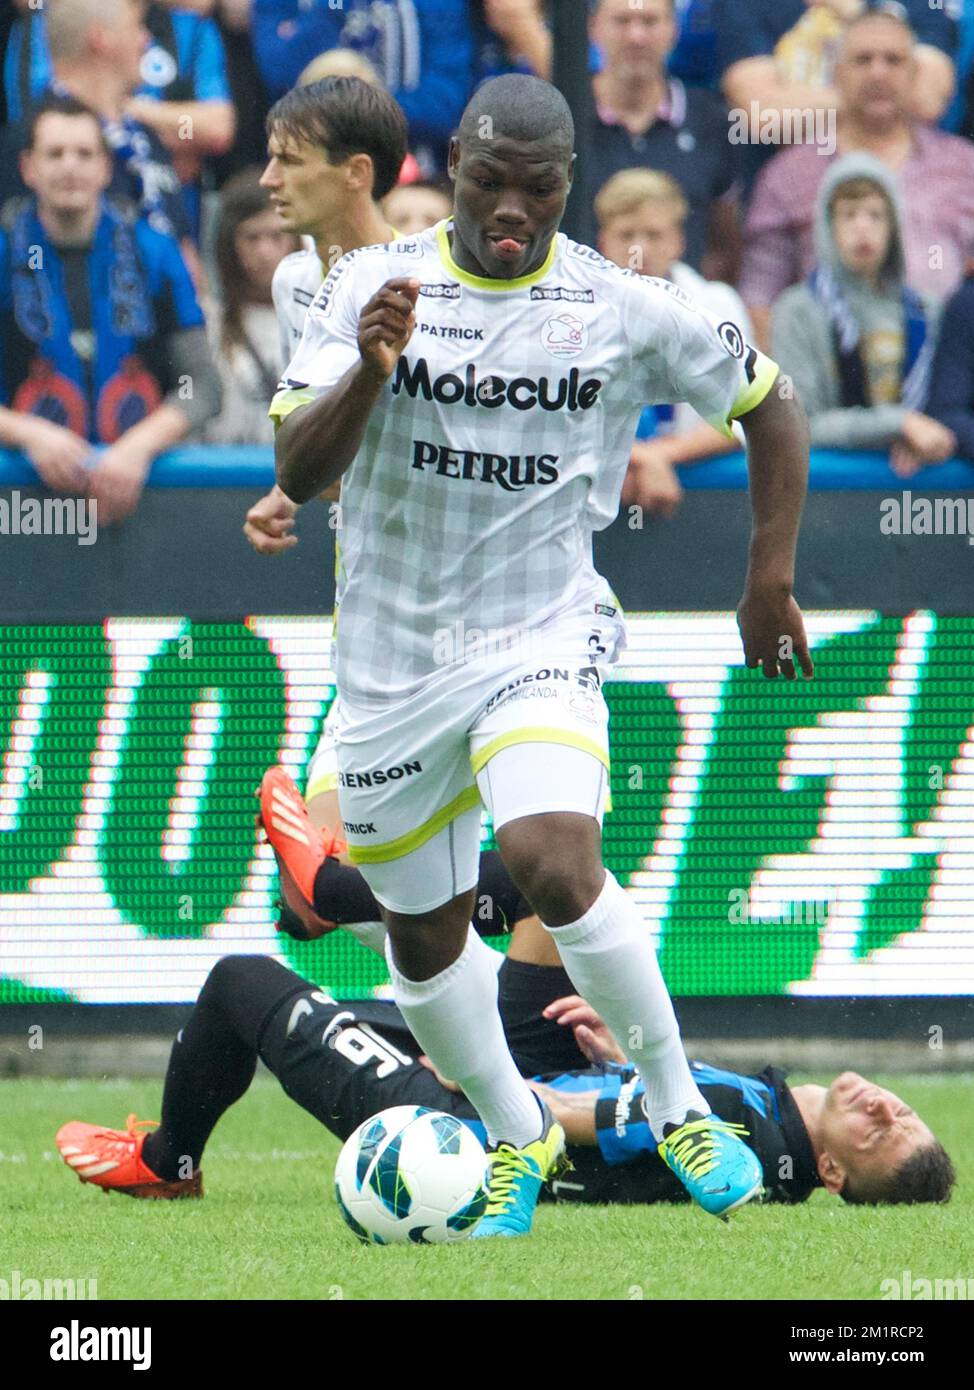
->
xmin=770 ymin=152 xmax=940 ymax=450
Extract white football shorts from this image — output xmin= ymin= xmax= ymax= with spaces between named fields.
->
xmin=332 ymin=601 xmax=626 ymax=914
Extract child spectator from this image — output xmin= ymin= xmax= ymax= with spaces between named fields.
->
xmin=382 ymin=179 xmax=453 ymax=235
xmin=0 ymin=97 xmax=222 ymax=522
xmin=741 ymin=8 xmax=974 ymax=349
xmin=596 ymin=167 xmax=755 ymax=516
xmin=589 ymin=0 xmax=741 ymax=282
xmin=771 ymin=153 xmax=955 ymax=477
xmin=204 ymin=168 xmax=299 ymax=445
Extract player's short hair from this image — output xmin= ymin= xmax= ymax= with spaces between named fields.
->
xmin=45 ymin=0 xmax=132 ymax=62
xmin=266 ymin=77 xmax=408 ymax=202
xmin=25 ymin=93 xmax=110 ymax=157
xmin=594 ymin=168 xmax=688 ymax=227
xmin=457 ymin=75 xmax=574 ymax=161
xmin=840 ymin=1141 xmax=956 ymax=1206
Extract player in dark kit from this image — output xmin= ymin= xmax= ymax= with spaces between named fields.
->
xmin=55 ymin=944 xmax=954 ymax=1209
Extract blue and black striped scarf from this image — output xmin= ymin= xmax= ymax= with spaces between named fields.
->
xmin=807 ymin=263 xmax=932 ymax=411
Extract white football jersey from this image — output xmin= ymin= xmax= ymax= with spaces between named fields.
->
xmin=271 ymin=246 xmax=323 ymax=371
xmin=271 ymin=220 xmax=779 ymax=704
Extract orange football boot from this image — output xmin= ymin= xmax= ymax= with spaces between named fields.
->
xmin=55 ymin=1115 xmax=202 ymax=1198
xmin=258 ymin=767 xmax=345 ymax=935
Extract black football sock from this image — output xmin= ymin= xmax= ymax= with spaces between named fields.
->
xmin=312 ymin=854 xmax=382 ymax=923
xmin=142 ymin=955 xmax=313 ymax=1181
xmin=471 ymin=849 xmax=534 ymax=935
xmin=311 ymin=849 xmax=532 ymax=937
xmin=497 ymin=958 xmax=589 ymax=1076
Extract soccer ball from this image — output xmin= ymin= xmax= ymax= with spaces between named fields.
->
xmin=334 ymin=1105 xmax=488 ymax=1245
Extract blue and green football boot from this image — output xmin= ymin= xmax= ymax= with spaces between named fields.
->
xmin=471 ymin=1102 xmax=570 ymax=1239
xmin=657 ymin=1110 xmax=764 ymax=1218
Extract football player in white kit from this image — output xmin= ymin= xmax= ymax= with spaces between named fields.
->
xmin=265 ymin=75 xmax=815 ymax=1237
xmin=244 ymin=77 xmax=407 ymax=935
xmin=246 ymin=77 xmax=554 ymax=960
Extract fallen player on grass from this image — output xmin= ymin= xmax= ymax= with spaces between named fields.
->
xmin=56 ymin=940 xmax=953 ymax=1208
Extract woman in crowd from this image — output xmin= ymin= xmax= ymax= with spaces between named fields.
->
xmin=205 ymin=167 xmax=299 ymax=445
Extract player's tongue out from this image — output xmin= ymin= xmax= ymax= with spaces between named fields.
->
xmin=489 ymin=234 xmax=527 ymax=263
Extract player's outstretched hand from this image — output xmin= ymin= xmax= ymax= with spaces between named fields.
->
xmin=244 ymin=484 xmax=299 ymax=554
xmin=737 ymin=583 xmax=814 ymax=680
xmin=543 ymin=995 xmax=628 ymax=1065
xmin=358 ymin=277 xmax=420 ymax=379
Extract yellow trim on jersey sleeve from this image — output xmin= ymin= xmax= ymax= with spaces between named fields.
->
xmin=435 ymin=219 xmax=556 ymax=292
xmin=470 ymin=727 xmax=610 ymax=778
xmin=712 ymin=350 xmax=780 ymax=438
xmin=346 ymin=785 xmax=482 ymax=864
xmin=269 ymin=385 xmax=316 ymax=427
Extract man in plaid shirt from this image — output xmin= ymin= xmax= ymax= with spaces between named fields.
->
xmin=741 ymin=7 xmax=974 ymax=347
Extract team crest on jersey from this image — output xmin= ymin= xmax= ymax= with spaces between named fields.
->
xmin=140 ymin=45 xmax=178 ymax=90
xmin=542 ymin=313 xmax=587 ymax=358
xmin=716 ymin=320 xmax=746 ymax=359
xmin=419 ymin=283 xmax=461 ymax=299
xmin=569 ymin=692 xmax=600 ymax=724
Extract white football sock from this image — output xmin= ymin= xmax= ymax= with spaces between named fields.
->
xmin=385 ymin=927 xmax=543 ymax=1148
xmin=544 ymin=871 xmax=708 ymax=1136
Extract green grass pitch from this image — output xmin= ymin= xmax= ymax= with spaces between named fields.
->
xmin=2 ymin=1075 xmax=970 ymax=1301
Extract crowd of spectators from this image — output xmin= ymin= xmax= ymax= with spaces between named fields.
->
xmin=2 ymin=0 xmax=974 ymax=523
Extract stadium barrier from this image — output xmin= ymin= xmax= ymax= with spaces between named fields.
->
xmin=1 ymin=447 xmax=973 ymax=1032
